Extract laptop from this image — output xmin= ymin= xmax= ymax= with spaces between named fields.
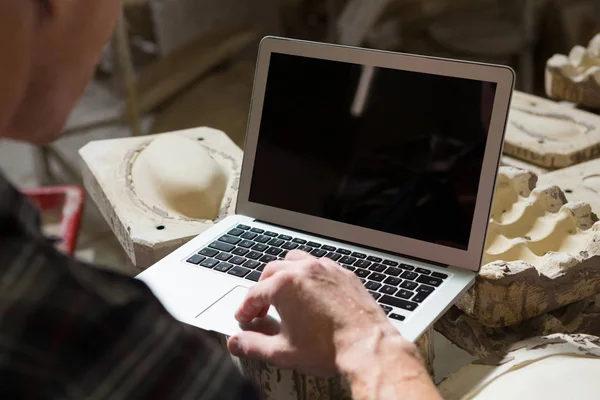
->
xmin=137 ymin=36 xmax=514 ymax=343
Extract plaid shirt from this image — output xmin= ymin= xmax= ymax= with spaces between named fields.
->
xmin=0 ymin=173 xmax=258 ymax=400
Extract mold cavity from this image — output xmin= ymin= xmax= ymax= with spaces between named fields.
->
xmin=156 ymin=225 xmax=165 ymax=230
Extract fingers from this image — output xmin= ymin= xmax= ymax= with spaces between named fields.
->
xmin=285 ymin=249 xmax=315 ymax=261
xmin=258 ymin=259 xmax=290 ymax=282
xmin=252 ymin=253 xmax=312 ymax=318
xmin=239 ymin=315 xmax=281 ymax=336
xmin=228 ymin=331 xmax=292 ymax=367
xmin=235 ymin=278 xmax=280 ymax=323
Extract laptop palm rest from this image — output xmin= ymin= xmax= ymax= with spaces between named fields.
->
xmin=195 ymin=286 xmax=281 ymax=337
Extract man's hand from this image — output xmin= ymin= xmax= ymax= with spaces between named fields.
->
xmin=228 ymin=250 xmax=407 ymax=376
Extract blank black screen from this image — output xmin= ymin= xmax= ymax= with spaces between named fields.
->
xmin=249 ymin=53 xmax=496 ymax=250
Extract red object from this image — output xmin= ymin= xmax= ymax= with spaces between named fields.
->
xmin=21 ymin=186 xmax=85 ymax=255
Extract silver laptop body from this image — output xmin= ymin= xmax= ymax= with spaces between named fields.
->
xmin=137 ymin=36 xmax=515 ymax=342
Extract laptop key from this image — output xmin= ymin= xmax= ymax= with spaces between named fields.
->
xmin=355 ymin=260 xmax=371 ymax=269
xmin=256 ymin=263 xmax=266 ymax=272
xmin=310 ymin=249 xmax=327 ymax=257
xmin=267 ymin=238 xmax=284 ymax=247
xmin=365 ymin=281 xmax=381 ymax=290
xmin=265 ymin=231 xmax=278 ymax=237
xmin=380 ymin=295 xmax=418 ymax=312
xmin=232 ymin=247 xmax=249 ymax=256
xmin=396 ymin=289 xmax=414 ymax=299
xmin=351 ymin=252 xmax=366 ymax=259
xmin=400 ymin=271 xmax=418 ymax=281
xmin=384 ymin=267 xmax=402 ymax=276
xmin=389 ymin=313 xmax=406 ymax=322
xmin=216 ymin=253 xmax=233 ymax=261
xmin=417 ymin=284 xmax=435 ymax=294
xmin=186 ymin=254 xmax=205 ymax=265
xmin=228 ymin=266 xmax=251 ymax=278
xmin=214 ymin=263 xmax=233 ymax=273
xmin=219 ymin=235 xmax=241 ymax=245
xmin=243 ymin=260 xmax=261 ymax=269
xmin=255 ymin=235 xmax=271 ymax=243
xmin=265 ymin=247 xmax=283 ymax=256
xmin=321 ymin=245 xmax=336 ymax=251
xmin=416 ymin=276 xmax=443 ymax=287
xmin=245 ymin=271 xmax=262 ymax=282
xmin=200 ymin=259 xmax=219 ymax=269
xmin=230 ymin=256 xmax=247 ymax=265
xmin=238 ymin=240 xmax=255 ymax=248
xmin=281 ymin=242 xmax=299 ymax=250
xmin=250 ymin=228 xmax=264 ymax=234
xmin=381 ymin=305 xmax=393 ymax=314
xmin=415 ymin=268 xmax=431 ymax=275
xmin=369 ymin=264 xmax=386 ymax=272
xmin=343 ymin=265 xmax=356 ymax=271
xmin=379 ymin=285 xmax=397 ymax=295
xmin=384 ymin=276 xmax=402 ymax=286
xmin=336 ymin=248 xmax=351 ymax=255
xmin=237 ymin=224 xmax=251 ymax=230
xmin=259 ymin=255 xmax=277 ymax=263
xmin=432 ymin=272 xmax=448 ymax=279
xmin=198 ymin=248 xmax=218 ymax=257
xmin=359 ymin=278 xmax=366 ymax=284
xmin=246 ymin=251 xmax=262 ymax=260
xmin=241 ymin=232 xmax=257 ymax=240
xmin=339 ymin=256 xmax=356 ymax=264
xmin=367 ymin=256 xmax=382 ymax=263
xmin=298 ymin=245 xmax=313 ymax=253
xmin=280 ymin=250 xmax=289 ymax=258
xmin=292 ymin=238 xmax=307 ymax=244
xmin=383 ymin=260 xmax=398 ymax=266
xmin=368 ymin=272 xmax=385 ymax=282
xmin=369 ymin=291 xmax=381 ymax=300
xmin=355 ymin=269 xmax=369 ymax=278
xmin=412 ymin=292 xmax=431 ymax=303
xmin=307 ymin=241 xmax=321 ymax=248
xmin=252 ymin=243 xmax=268 ymax=252
xmin=325 ymin=252 xmax=341 ymax=261
xmin=400 ymin=281 xmax=418 ymax=290
xmin=278 ymin=234 xmax=292 ymax=241
xmin=228 ymin=228 xmax=244 ymax=237
xmin=209 ymin=241 xmax=234 ymax=252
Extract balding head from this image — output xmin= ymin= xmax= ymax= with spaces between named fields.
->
xmin=0 ymin=0 xmax=120 ymax=144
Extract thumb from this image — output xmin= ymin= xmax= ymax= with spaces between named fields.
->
xmin=228 ymin=332 xmax=292 ymax=366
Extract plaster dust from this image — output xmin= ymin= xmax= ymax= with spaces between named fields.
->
xmin=465 ymin=355 xmax=600 ymax=400
xmin=484 ymin=168 xmax=599 ymax=266
xmin=130 ymin=134 xmax=228 ymax=220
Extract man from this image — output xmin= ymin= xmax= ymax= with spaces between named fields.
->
xmin=0 ymin=1 xmax=440 ymax=399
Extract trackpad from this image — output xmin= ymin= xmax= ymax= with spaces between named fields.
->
xmin=195 ymin=286 xmax=281 ymax=337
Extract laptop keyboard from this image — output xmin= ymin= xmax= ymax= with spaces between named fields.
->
xmin=186 ymin=224 xmax=449 ymax=321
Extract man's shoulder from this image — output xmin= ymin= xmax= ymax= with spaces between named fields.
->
xmin=0 ymin=232 xmax=152 ymax=309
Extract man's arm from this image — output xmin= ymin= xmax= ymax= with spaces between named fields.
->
xmin=229 ymin=250 xmax=441 ymax=399
xmin=336 ymin=325 xmax=441 ymax=400
xmin=0 ymin=233 xmax=258 ymax=400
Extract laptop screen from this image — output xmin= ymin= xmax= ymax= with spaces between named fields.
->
xmin=249 ymin=53 xmax=497 ymax=251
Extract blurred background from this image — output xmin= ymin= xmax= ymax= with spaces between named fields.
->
xmin=2 ymin=0 xmax=599 ymax=275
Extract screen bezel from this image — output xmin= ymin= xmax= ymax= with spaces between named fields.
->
xmin=237 ymin=36 xmax=515 ymax=272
